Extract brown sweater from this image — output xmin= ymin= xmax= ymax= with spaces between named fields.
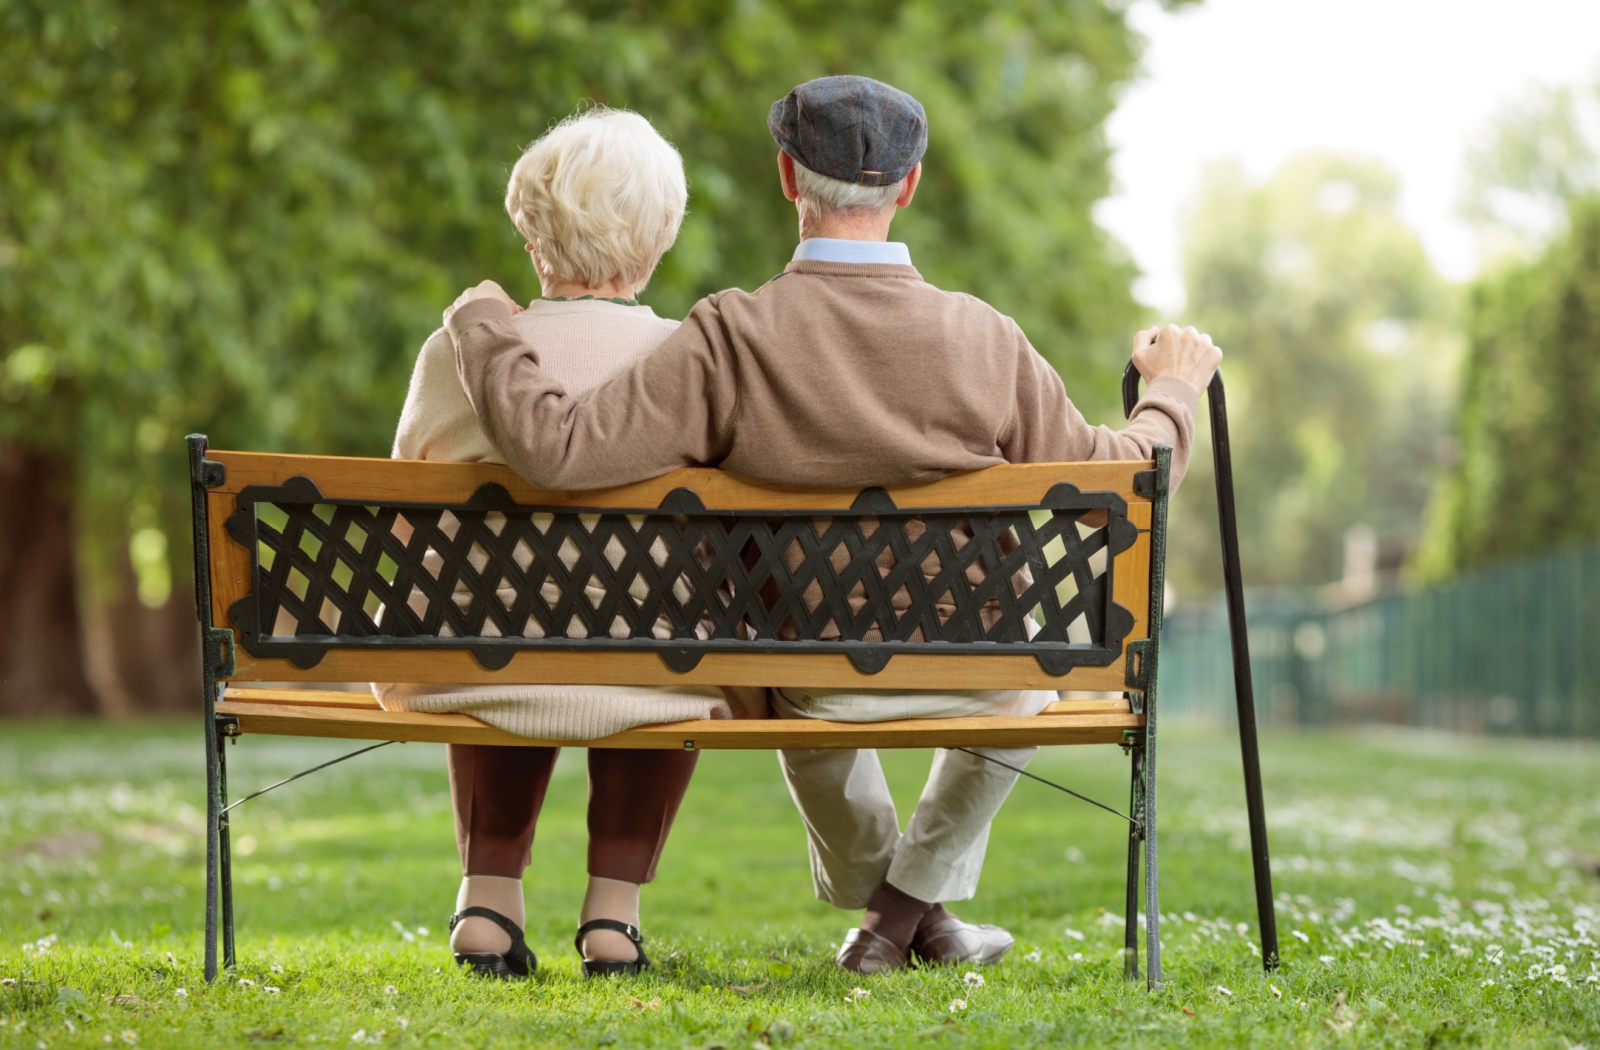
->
xmin=447 ymin=259 xmax=1200 ymax=490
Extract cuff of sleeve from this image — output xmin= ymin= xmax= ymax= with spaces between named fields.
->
xmin=445 ymin=296 xmax=514 ymax=340
xmin=1145 ymin=374 xmax=1203 ymax=413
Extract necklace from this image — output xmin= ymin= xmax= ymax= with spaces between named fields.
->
xmin=538 ymin=294 xmax=642 ymax=307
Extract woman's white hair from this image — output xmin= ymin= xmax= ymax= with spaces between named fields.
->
xmin=792 ymin=159 xmax=904 ymax=226
xmin=505 ymin=106 xmax=687 ymax=293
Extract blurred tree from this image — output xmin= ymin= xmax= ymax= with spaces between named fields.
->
xmin=1170 ymin=153 xmax=1461 ymax=598
xmin=1416 ymin=75 xmax=1600 ymax=578
xmin=1459 ymin=81 xmax=1600 ymax=264
xmin=1417 ymin=196 xmax=1600 ymax=576
xmin=1 ymin=0 xmax=1191 ymax=715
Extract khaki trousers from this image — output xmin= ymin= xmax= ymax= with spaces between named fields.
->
xmin=774 ymin=687 xmax=1057 ymax=907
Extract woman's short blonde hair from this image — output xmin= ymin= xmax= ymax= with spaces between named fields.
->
xmin=505 ymin=107 xmax=687 ymax=293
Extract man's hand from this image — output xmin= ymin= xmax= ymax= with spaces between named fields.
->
xmin=1131 ymin=324 xmax=1222 ymax=391
xmin=443 ymin=280 xmax=521 ymax=326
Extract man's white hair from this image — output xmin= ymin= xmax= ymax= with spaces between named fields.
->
xmin=792 ymin=159 xmax=904 ymax=224
xmin=505 ymin=107 xmax=687 ymax=293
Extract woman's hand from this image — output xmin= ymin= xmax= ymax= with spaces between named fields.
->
xmin=444 ymin=280 xmax=522 ymax=325
xmin=1131 ymin=324 xmax=1222 ymax=391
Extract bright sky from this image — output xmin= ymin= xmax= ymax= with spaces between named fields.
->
xmin=1097 ymin=0 xmax=1600 ymax=312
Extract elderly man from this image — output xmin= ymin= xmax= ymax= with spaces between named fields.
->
xmin=442 ymin=75 xmax=1220 ymax=973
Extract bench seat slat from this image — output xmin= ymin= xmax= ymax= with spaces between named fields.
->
xmin=224 ymin=649 xmax=1139 ymax=691
xmin=221 ymin=686 xmax=1133 ymax=717
xmin=214 ymin=698 xmax=1142 ymax=750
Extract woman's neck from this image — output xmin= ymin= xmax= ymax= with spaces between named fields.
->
xmin=540 ymin=277 xmax=637 ymax=300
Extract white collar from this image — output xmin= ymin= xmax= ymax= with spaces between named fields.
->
xmin=790 ymin=238 xmax=913 ymax=266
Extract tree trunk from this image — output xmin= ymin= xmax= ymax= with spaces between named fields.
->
xmin=81 ymin=550 xmax=200 ymax=717
xmin=0 ymin=443 xmax=99 ymax=717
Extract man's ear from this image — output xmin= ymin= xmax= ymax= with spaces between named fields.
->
xmin=896 ymin=162 xmax=921 ymax=209
xmin=777 ymin=150 xmax=801 ymax=202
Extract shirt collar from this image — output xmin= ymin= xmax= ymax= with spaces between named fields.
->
xmin=791 ymin=238 xmax=913 ymax=266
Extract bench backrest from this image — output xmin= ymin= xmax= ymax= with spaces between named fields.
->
xmin=188 ymin=438 xmax=1170 ymax=694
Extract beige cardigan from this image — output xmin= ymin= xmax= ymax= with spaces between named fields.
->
xmin=372 ymin=299 xmax=766 ymax=739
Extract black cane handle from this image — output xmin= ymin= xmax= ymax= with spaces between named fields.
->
xmin=1121 ymin=359 xmax=1143 ymax=419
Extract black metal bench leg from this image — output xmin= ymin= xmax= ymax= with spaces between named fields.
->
xmin=191 ymin=434 xmax=238 ymax=983
xmin=1143 ymin=719 xmax=1163 ymax=990
xmin=1123 ymin=737 xmax=1144 ymax=982
xmin=203 ymin=706 xmax=222 ymax=982
xmin=217 ymin=723 xmax=237 ymax=972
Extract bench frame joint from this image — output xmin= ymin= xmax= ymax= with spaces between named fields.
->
xmin=205 ymin=628 xmax=236 ymax=679
xmin=1124 ymin=638 xmax=1153 ymax=694
xmin=187 ymin=434 xmax=227 ymax=489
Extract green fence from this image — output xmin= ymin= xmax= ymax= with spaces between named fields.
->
xmin=1158 ymin=544 xmax=1600 ymax=737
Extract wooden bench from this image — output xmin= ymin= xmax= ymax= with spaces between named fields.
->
xmin=187 ymin=436 xmax=1175 ymax=986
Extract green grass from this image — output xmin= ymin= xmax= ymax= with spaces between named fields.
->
xmin=1 ymin=722 xmax=1597 ymax=1049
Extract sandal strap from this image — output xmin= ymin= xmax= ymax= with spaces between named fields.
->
xmin=449 ymin=907 xmax=535 ymax=969
xmin=574 ymin=918 xmax=648 ymax=970
xmin=574 ymin=918 xmax=642 ymax=956
xmin=450 ymin=906 xmax=525 ymax=940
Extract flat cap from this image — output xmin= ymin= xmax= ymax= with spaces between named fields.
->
xmin=768 ymin=75 xmax=927 ymax=187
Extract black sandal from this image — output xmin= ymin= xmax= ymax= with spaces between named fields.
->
xmin=449 ymin=907 xmax=537 ymax=979
xmin=575 ymin=919 xmax=650 ymax=977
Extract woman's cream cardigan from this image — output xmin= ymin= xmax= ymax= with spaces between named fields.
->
xmin=372 ymin=299 xmax=766 ymax=739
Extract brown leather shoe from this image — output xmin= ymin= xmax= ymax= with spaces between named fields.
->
xmin=910 ymin=915 xmax=1015 ymax=966
xmin=836 ymin=927 xmax=909 ymax=974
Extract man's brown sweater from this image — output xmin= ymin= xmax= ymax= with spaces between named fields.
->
xmin=447 ymin=259 xmax=1200 ymax=490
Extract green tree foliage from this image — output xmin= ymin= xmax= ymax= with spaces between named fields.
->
xmin=1 ymin=0 xmax=1188 ymax=608
xmin=1172 ymin=154 xmax=1461 ymax=595
xmin=1459 ymin=81 xmax=1600 ymax=264
xmin=1417 ymin=75 xmax=1600 ymax=578
xmin=1419 ymin=196 xmax=1600 ymax=575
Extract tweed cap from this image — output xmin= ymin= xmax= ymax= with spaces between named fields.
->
xmin=768 ymin=75 xmax=927 ymax=187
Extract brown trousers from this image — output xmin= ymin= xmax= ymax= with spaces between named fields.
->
xmin=447 ymin=744 xmax=698 ymax=883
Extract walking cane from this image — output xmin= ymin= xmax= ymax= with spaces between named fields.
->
xmin=1123 ymin=362 xmax=1281 ymax=973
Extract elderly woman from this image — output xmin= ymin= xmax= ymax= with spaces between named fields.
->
xmin=375 ymin=107 xmax=762 ymax=979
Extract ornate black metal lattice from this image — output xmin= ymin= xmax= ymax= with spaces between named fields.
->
xmin=224 ymin=476 xmax=1139 ymax=675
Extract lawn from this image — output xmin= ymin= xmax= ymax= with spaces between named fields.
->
xmin=1 ymin=720 xmax=1597 ymax=1048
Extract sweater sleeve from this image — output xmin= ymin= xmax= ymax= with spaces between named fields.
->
xmin=447 ymin=295 xmax=738 ymax=489
xmin=1000 ymin=326 xmax=1202 ymax=488
xmin=392 ymin=327 xmax=498 ymax=463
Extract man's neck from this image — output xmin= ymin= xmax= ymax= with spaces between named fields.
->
xmin=799 ymin=209 xmax=896 ymax=243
